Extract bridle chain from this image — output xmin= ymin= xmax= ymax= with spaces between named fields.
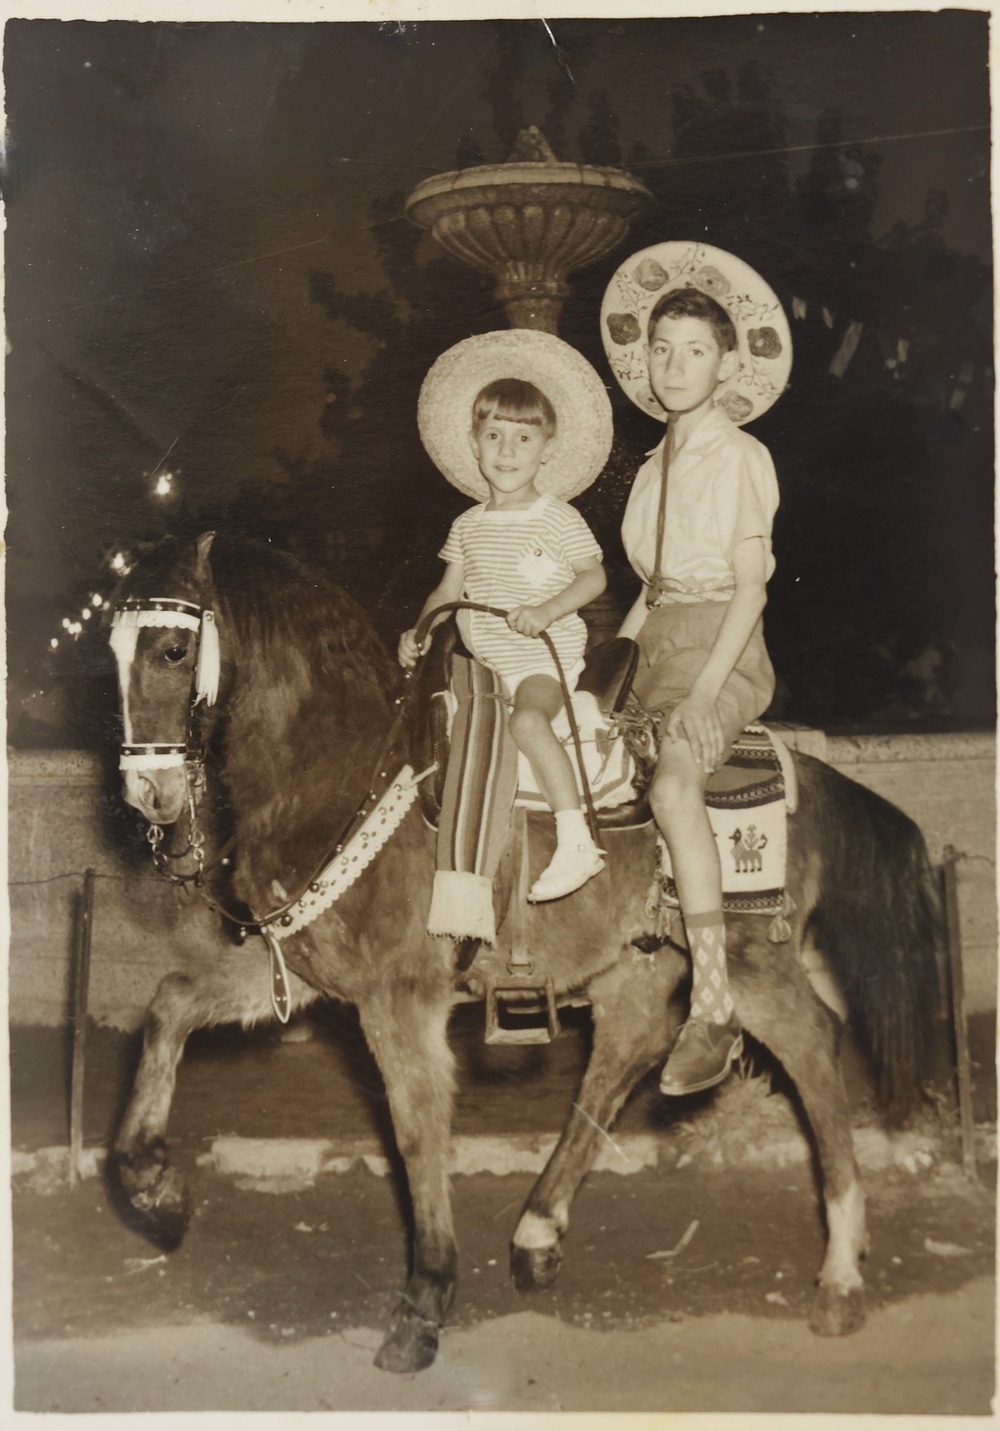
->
xmin=111 ymin=593 xmax=218 ymax=885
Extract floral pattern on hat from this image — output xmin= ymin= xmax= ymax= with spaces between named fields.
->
xmin=600 ymin=241 xmax=793 ymax=426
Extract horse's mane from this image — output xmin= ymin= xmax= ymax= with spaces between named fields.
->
xmin=120 ymin=531 xmax=394 ymax=703
xmin=206 ymin=533 xmax=394 ymax=701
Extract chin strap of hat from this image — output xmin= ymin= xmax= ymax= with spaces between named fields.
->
xmin=647 ymin=413 xmax=678 ymax=608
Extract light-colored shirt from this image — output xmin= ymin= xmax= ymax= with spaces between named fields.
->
xmin=621 ymin=406 xmax=779 ymax=602
xmin=439 ymin=493 xmax=602 ymax=681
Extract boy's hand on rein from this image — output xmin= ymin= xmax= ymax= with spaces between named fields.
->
xmin=397 ymin=629 xmax=427 ymax=669
xmin=667 ymin=692 xmax=724 ymax=773
xmin=506 ymin=603 xmax=553 ymax=638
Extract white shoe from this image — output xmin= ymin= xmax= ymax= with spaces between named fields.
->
xmin=528 ymin=842 xmax=606 ymax=902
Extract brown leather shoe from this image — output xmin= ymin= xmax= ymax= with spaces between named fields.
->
xmin=659 ymin=1014 xmax=743 ymax=1096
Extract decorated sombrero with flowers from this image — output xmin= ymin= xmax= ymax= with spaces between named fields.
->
xmin=600 ymin=241 xmax=792 ymax=425
xmin=418 ymin=329 xmax=614 ymax=503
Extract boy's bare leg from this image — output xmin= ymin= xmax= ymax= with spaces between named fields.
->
xmin=508 ymin=674 xmax=578 ymax=812
xmin=509 ymin=674 xmax=605 ymax=902
xmin=649 ymin=738 xmax=742 ymax=1094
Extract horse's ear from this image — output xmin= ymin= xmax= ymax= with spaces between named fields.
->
xmin=194 ymin=531 xmax=217 ymax=581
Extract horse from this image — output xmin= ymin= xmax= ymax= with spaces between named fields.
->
xmin=107 ymin=529 xmax=943 ymax=1374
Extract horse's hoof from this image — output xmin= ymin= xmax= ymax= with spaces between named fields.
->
xmin=809 ymin=1282 xmax=866 ymax=1336
xmin=373 ymin=1304 xmax=439 ymax=1373
xmin=511 ymin=1239 xmax=562 ymax=1292
xmin=112 ymin=1146 xmax=192 ymax=1248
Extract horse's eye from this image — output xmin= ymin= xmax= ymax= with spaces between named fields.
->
xmin=164 ymin=646 xmax=187 ymax=664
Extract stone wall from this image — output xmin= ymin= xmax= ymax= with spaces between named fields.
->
xmin=9 ymin=751 xmax=236 ymax=1030
xmin=7 ymin=734 xmax=996 ymax=1029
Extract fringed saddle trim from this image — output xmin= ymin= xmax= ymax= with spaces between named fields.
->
xmin=427 ymin=869 xmax=497 ymax=945
xmin=645 ymin=880 xmax=797 ymax=945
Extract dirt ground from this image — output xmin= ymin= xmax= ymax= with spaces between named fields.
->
xmin=8 ymin=1004 xmax=998 ymax=1416
xmin=10 ymin=1158 xmax=996 ymax=1415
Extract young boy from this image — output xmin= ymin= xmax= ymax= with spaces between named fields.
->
xmin=401 ymin=330 xmax=613 ymax=902
xmin=604 ymin=249 xmax=789 ymax=1095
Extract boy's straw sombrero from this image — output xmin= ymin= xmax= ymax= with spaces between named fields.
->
xmin=600 ymin=241 xmax=792 ymax=425
xmin=418 ymin=329 xmax=614 ymax=502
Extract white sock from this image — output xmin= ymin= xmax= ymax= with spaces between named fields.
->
xmin=555 ymin=807 xmax=591 ymax=849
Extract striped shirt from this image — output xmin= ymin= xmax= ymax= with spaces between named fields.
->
xmin=439 ymin=494 xmax=603 ymax=686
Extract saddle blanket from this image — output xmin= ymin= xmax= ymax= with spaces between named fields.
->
xmin=647 ymin=725 xmax=796 ymax=941
xmin=514 ymin=689 xmax=639 ymax=810
xmin=428 ymin=658 xmax=644 ymax=945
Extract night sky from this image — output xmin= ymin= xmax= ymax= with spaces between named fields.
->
xmin=4 ymin=7 xmax=993 ymax=742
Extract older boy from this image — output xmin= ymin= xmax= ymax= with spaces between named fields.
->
xmin=603 ymin=245 xmax=790 ymax=1095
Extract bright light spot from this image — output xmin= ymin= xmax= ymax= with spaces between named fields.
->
xmin=91 ymin=593 xmax=103 ymax=607
xmin=62 ymin=618 xmax=72 ymax=630
xmin=154 ymin=472 xmax=173 ymax=497
xmin=81 ymin=608 xmax=92 ymax=620
xmin=50 ymin=638 xmax=59 ymax=650
xmin=111 ymin=552 xmax=127 ymax=572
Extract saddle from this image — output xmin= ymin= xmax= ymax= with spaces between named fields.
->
xmin=410 ymin=622 xmax=794 ymax=835
xmin=408 ymin=623 xmax=795 ymax=1043
xmin=410 ymin=621 xmax=651 ymax=833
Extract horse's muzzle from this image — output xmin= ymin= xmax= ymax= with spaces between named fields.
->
xmin=122 ymin=768 xmax=188 ymax=826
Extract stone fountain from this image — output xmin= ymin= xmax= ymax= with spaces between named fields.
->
xmin=405 ymin=128 xmax=653 ymax=333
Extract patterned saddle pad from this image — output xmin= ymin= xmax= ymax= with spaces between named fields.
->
xmin=646 ymin=725 xmax=797 ymax=943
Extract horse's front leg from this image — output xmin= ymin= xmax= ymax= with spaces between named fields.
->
xmin=357 ymin=980 xmax=458 ymax=1374
xmin=731 ymin=929 xmax=869 ymax=1336
xmin=112 ymin=952 xmax=317 ymax=1246
xmin=512 ymin=946 xmax=684 ymax=1292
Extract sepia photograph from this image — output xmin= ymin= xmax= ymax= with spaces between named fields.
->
xmin=3 ymin=0 xmax=995 ymax=1420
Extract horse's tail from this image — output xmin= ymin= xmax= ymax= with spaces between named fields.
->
xmin=796 ymin=752 xmax=946 ymax=1122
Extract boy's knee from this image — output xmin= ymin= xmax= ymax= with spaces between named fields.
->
xmin=509 ymin=705 xmax=547 ymax=746
xmin=649 ymin=760 xmax=704 ymax=828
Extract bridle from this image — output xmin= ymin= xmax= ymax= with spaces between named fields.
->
xmin=110 ymin=587 xmax=425 ymax=925
xmin=111 ymin=594 xmax=222 ymax=884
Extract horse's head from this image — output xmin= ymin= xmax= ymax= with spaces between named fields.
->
xmin=110 ymin=532 xmax=222 ymax=826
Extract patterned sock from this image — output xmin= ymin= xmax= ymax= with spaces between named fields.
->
xmin=683 ymin=910 xmax=734 ymax=1025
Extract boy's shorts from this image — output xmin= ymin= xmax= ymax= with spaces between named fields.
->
xmin=633 ymin=600 xmax=775 ymax=762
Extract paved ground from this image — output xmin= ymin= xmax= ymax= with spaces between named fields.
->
xmin=7 ymin=1004 xmax=998 ymax=1417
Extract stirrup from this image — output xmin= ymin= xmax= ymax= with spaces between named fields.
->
xmin=485 ymin=973 xmax=560 ymax=1045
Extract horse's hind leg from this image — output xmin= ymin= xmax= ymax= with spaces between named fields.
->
xmin=356 ymin=982 xmax=457 ymax=1374
xmin=731 ymin=932 xmax=868 ymax=1336
xmin=512 ymin=950 xmax=683 ymax=1292
xmin=113 ymin=955 xmax=317 ymax=1246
